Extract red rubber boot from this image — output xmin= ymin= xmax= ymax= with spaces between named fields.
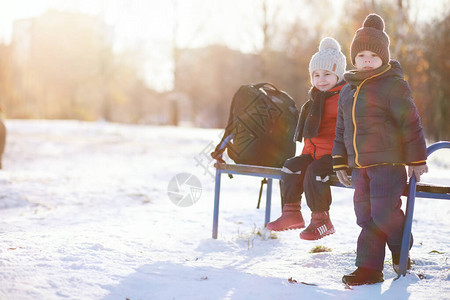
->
xmin=266 ymin=202 xmax=305 ymax=231
xmin=300 ymin=211 xmax=335 ymax=240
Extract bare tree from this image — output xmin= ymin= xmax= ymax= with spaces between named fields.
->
xmin=259 ymin=0 xmax=280 ymax=79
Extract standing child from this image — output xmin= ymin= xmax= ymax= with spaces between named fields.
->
xmin=332 ymin=14 xmax=428 ymax=285
xmin=267 ymin=37 xmax=346 ymax=241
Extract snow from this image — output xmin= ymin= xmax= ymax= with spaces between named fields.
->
xmin=0 ymin=119 xmax=449 ymax=300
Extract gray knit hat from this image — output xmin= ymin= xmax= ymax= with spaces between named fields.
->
xmin=350 ymin=14 xmax=390 ymax=66
xmin=309 ymin=37 xmax=346 ymax=85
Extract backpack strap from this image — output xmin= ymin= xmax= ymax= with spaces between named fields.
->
xmin=211 ymin=133 xmax=233 ymax=179
xmin=256 ymin=178 xmax=268 ymax=209
xmin=211 ymin=133 xmax=233 ymax=164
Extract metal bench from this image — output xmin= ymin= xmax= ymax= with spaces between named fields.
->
xmin=212 ymin=141 xmax=450 ymax=277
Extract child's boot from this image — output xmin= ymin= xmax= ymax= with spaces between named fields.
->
xmin=342 ymin=267 xmax=384 ymax=286
xmin=392 ymin=253 xmax=412 ymax=274
xmin=266 ymin=202 xmax=305 ymax=231
xmin=300 ymin=211 xmax=335 ymax=240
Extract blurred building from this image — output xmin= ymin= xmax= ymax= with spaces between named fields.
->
xmin=9 ymin=10 xmax=116 ymax=119
xmin=11 ymin=10 xmax=114 ymax=69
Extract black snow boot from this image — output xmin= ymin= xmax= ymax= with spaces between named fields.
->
xmin=392 ymin=253 xmax=412 ymax=274
xmin=342 ymin=267 xmax=384 ymax=286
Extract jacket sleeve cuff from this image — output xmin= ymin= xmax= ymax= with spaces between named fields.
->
xmin=333 ymin=155 xmax=348 ymax=170
xmin=407 ymin=160 xmax=427 ymax=166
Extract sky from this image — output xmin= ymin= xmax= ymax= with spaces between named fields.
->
xmin=0 ymin=0 xmax=447 ymax=91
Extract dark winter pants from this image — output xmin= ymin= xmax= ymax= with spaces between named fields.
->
xmin=281 ymin=154 xmax=333 ymax=212
xmin=352 ymin=164 xmax=412 ymax=271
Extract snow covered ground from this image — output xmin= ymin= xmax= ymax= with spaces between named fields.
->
xmin=0 ymin=119 xmax=449 ymax=300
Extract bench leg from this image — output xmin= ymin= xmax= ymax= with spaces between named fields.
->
xmin=212 ymin=169 xmax=222 ymax=239
xmin=396 ymin=175 xmax=417 ymax=279
xmin=264 ymin=178 xmax=273 ymax=226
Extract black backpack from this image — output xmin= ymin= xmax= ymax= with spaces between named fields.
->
xmin=212 ymin=83 xmax=299 ymax=167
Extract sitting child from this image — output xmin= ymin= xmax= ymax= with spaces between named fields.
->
xmin=267 ymin=37 xmax=346 ymax=241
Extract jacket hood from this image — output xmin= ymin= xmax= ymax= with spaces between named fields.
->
xmin=380 ymin=60 xmax=404 ymax=80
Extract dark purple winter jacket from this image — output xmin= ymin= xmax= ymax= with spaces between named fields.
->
xmin=332 ymin=60 xmax=427 ymax=170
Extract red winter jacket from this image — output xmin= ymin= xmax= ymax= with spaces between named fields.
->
xmin=301 ymin=83 xmax=344 ymax=159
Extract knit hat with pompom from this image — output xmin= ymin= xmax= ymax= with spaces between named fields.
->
xmin=309 ymin=37 xmax=346 ymax=84
xmin=350 ymin=14 xmax=390 ymax=66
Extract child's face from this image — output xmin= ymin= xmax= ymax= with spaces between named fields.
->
xmin=355 ymin=50 xmax=383 ymax=71
xmin=312 ymin=69 xmax=338 ymax=91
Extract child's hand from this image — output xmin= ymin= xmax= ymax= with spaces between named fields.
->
xmin=408 ymin=164 xmax=428 ymax=182
xmin=336 ymin=170 xmax=352 ymax=187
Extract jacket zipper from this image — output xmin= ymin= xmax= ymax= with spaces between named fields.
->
xmin=309 ymin=138 xmax=317 ymax=160
xmin=351 ymin=64 xmax=392 ymax=167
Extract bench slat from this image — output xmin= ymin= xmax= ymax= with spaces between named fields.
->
xmin=215 ymin=163 xmax=450 ymax=196
xmin=215 ymin=163 xmax=282 ymax=176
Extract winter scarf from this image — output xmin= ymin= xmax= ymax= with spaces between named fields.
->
xmin=344 ymin=63 xmax=391 ymax=87
xmin=301 ymin=87 xmax=340 ymax=139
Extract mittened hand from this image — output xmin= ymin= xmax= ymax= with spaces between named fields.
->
xmin=408 ymin=164 xmax=428 ymax=182
xmin=336 ymin=169 xmax=352 ymax=187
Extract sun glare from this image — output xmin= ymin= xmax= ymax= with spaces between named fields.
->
xmin=0 ymin=0 xmax=447 ymax=92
